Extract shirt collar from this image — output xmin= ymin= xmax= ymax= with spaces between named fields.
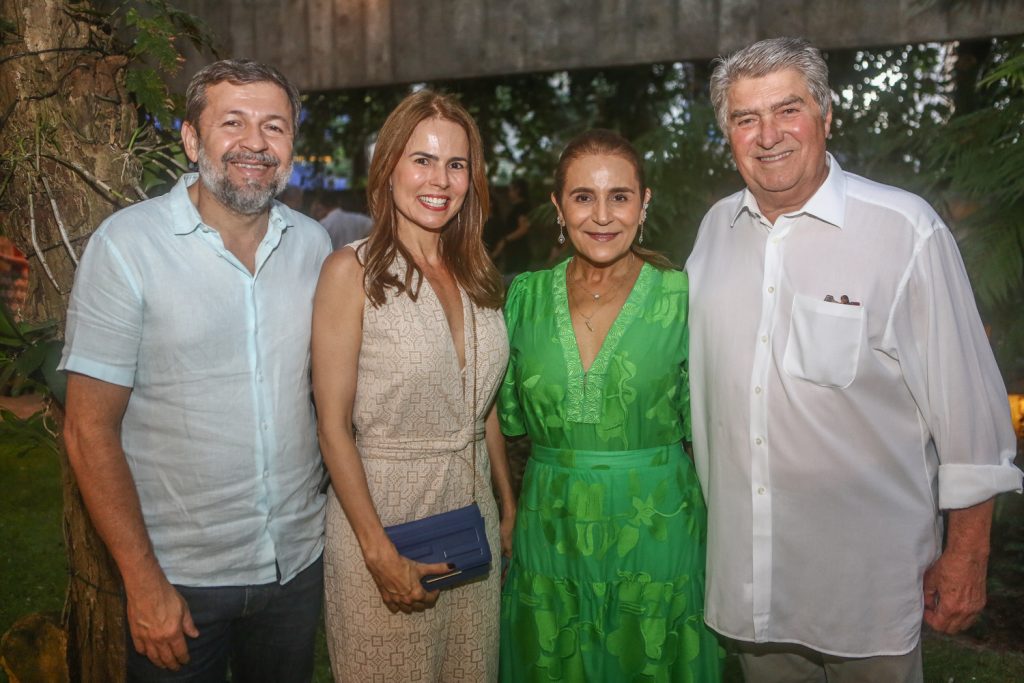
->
xmin=168 ymin=172 xmax=292 ymax=238
xmin=729 ymin=152 xmax=847 ymax=229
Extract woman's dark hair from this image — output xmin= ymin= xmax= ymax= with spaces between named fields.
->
xmin=553 ymin=129 xmax=674 ymax=270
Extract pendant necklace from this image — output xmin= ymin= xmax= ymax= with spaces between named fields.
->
xmin=570 ymin=255 xmax=633 ymax=332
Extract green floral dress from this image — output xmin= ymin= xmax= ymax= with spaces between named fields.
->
xmin=499 ymin=259 xmax=723 ymax=682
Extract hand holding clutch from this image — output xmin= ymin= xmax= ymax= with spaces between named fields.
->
xmin=384 ymin=503 xmax=492 ymax=591
xmin=364 ymin=544 xmax=451 ymax=614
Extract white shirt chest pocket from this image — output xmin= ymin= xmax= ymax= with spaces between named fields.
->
xmin=783 ymin=294 xmax=865 ymax=388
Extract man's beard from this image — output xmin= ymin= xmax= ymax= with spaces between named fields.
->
xmin=197 ymin=144 xmax=292 ymax=216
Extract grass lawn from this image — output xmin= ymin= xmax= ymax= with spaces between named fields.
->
xmin=0 ymin=412 xmax=67 ymax=630
xmin=0 ymin=410 xmax=67 ymax=683
xmin=3 ymin=420 xmax=1022 ymax=682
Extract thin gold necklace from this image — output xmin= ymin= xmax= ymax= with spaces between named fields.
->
xmin=569 ymin=255 xmax=634 ymax=332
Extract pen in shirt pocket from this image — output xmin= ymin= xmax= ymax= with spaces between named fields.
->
xmin=824 ymin=294 xmax=861 ymax=306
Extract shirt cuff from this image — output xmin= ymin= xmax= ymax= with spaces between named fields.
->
xmin=59 ymin=354 xmax=136 ymax=388
xmin=938 ymin=461 xmax=1023 ymax=510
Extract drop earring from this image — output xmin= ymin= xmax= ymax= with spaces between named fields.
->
xmin=638 ymin=202 xmax=649 ymax=245
xmin=556 ymin=215 xmax=566 ymax=245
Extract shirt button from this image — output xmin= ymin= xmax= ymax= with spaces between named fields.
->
xmin=755 ymin=437 xmax=763 ymax=445
xmin=761 ymin=335 xmax=768 ymax=343
xmin=754 ymin=386 xmax=762 ymax=394
xmin=263 ymin=470 xmax=269 ymax=479
xmin=261 ymin=422 xmax=268 ymax=431
xmin=767 ymin=286 xmax=775 ymax=294
xmin=757 ymin=486 xmax=766 ymax=495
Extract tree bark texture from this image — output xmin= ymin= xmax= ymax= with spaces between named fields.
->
xmin=1 ymin=1 xmax=140 ymax=681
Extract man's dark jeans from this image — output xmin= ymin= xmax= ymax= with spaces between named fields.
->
xmin=126 ymin=555 xmax=323 ymax=683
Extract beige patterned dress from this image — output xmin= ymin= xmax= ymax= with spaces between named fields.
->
xmin=323 ymin=252 xmax=508 ymax=682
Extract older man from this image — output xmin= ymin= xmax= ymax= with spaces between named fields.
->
xmin=61 ymin=60 xmax=330 ymax=681
xmin=686 ymin=37 xmax=1022 ymax=682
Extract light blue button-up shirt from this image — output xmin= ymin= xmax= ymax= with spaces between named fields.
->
xmin=60 ymin=174 xmax=331 ymax=586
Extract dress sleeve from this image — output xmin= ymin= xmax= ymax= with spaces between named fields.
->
xmin=58 ymin=229 xmax=143 ymax=387
xmin=887 ymin=223 xmax=1022 ymax=509
xmin=498 ymin=273 xmax=529 ymax=437
xmin=677 ymin=270 xmax=692 ymax=443
xmin=681 ymin=321 xmax=692 ymax=444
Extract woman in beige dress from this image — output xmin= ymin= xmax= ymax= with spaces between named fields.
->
xmin=312 ymin=90 xmax=515 ymax=682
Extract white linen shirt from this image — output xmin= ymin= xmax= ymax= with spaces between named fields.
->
xmin=686 ymin=155 xmax=1022 ymax=657
xmin=60 ymin=174 xmax=331 ymax=587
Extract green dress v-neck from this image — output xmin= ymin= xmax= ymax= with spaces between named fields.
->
xmin=498 ymin=259 xmax=722 ymax=682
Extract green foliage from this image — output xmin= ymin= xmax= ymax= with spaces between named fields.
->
xmin=57 ymin=1 xmax=216 ymax=203
xmin=0 ymin=301 xmax=64 ymax=403
xmin=636 ymin=98 xmax=736 ymax=262
xmin=919 ymin=36 xmax=1024 ymax=381
xmin=925 ymin=39 xmax=1024 ymax=307
xmin=0 ymin=415 xmax=65 ymax=649
xmin=826 ymin=43 xmax=952 ymax=191
xmin=118 ymin=1 xmax=215 ymax=127
xmin=0 ymin=409 xmax=58 ymax=459
xmin=102 ymin=0 xmax=218 ymax=157
xmin=125 ymin=66 xmax=172 ymax=127
xmin=125 ymin=7 xmax=179 ymax=71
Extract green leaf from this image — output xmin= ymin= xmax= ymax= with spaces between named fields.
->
xmin=132 ymin=16 xmax=180 ymax=72
xmin=0 ymin=409 xmax=57 ymax=458
xmin=11 ymin=342 xmax=46 ymax=377
xmin=0 ymin=300 xmax=26 ymax=343
xmin=40 ymin=340 xmax=67 ymax=406
xmin=617 ymin=524 xmax=640 ymax=557
xmin=126 ymin=67 xmax=173 ymax=127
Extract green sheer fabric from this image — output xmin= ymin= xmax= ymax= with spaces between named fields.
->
xmin=499 ymin=260 xmax=723 ymax=682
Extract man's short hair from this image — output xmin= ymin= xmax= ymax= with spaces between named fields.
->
xmin=184 ymin=59 xmax=302 ymax=133
xmin=709 ymin=37 xmax=832 ymax=133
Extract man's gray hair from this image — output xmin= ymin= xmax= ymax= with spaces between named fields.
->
xmin=709 ymin=37 xmax=832 ymax=132
xmin=184 ymin=59 xmax=302 ymax=133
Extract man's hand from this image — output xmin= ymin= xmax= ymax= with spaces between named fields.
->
xmin=65 ymin=373 xmax=200 ymax=668
xmin=125 ymin=576 xmax=199 ymax=670
xmin=922 ymin=499 xmax=994 ymax=634
xmin=922 ymin=546 xmax=987 ymax=633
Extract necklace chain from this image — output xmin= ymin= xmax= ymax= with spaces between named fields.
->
xmin=569 ymin=255 xmax=634 ymax=332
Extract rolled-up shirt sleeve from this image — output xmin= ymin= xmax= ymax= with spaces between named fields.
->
xmin=890 ymin=222 xmax=1022 ymax=509
xmin=59 ymin=229 xmax=143 ymax=388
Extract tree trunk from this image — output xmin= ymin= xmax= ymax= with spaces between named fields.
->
xmin=0 ymin=1 xmax=141 ymax=680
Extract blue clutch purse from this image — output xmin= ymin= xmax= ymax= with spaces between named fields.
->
xmin=384 ymin=502 xmax=492 ymax=591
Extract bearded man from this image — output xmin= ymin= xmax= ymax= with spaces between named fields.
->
xmin=61 ymin=60 xmax=331 ymax=682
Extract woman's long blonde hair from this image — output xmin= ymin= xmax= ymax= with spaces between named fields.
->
xmin=360 ymin=90 xmax=503 ymax=309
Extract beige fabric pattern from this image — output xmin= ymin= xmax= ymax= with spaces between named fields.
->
xmin=324 ymin=250 xmax=508 ymax=683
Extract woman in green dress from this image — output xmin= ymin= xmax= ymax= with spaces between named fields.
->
xmin=499 ymin=129 xmax=722 ymax=682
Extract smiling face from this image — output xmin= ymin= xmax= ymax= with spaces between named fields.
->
xmin=389 ymin=117 xmax=470 ymax=236
xmin=726 ymin=68 xmax=831 ymax=222
xmin=181 ymin=80 xmax=294 ymax=216
xmin=554 ymin=153 xmax=650 ymax=267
